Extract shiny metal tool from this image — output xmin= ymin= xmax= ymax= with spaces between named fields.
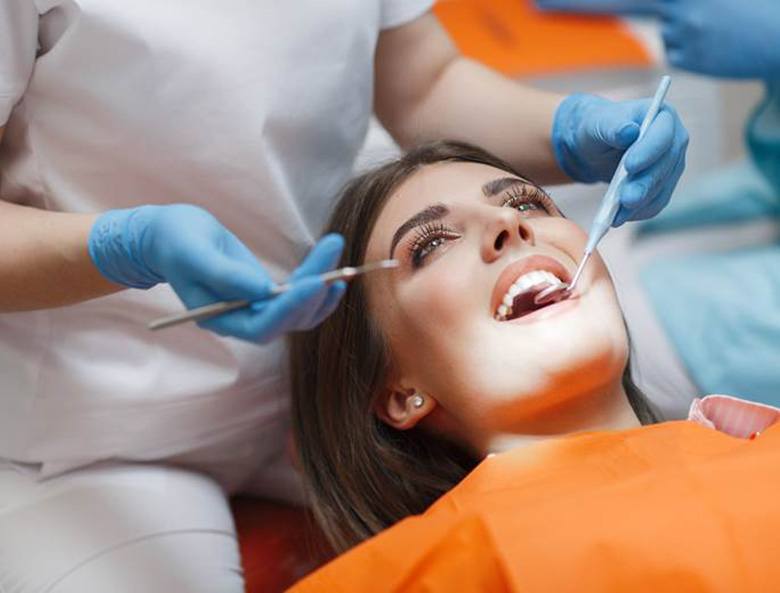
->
xmin=148 ymin=259 xmax=399 ymax=331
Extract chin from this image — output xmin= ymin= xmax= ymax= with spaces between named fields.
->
xmin=467 ymin=303 xmax=628 ymax=426
xmin=474 ymin=353 xmax=627 ymax=433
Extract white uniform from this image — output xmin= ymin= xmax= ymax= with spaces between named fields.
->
xmin=0 ymin=0 xmax=432 ymax=590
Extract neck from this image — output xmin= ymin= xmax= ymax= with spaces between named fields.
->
xmin=485 ymin=379 xmax=641 ymax=455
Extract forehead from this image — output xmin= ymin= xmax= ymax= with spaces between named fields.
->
xmin=368 ymin=161 xmax=511 ymax=254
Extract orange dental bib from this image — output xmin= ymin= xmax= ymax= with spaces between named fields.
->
xmin=289 ymin=421 xmax=780 ymax=592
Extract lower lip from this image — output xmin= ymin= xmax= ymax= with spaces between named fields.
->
xmin=501 ymin=296 xmax=580 ymax=325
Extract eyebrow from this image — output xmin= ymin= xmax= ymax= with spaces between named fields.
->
xmin=387 ymin=176 xmax=540 ymax=259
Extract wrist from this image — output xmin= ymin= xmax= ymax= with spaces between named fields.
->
xmin=87 ymin=206 xmax=165 ymax=289
xmin=551 ymin=93 xmax=601 ymax=183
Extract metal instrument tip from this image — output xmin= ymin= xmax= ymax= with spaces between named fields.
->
xmin=533 ymin=251 xmax=591 ymax=306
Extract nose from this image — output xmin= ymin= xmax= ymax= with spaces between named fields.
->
xmin=481 ymin=209 xmax=535 ymax=262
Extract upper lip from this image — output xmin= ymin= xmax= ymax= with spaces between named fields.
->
xmin=490 ymin=254 xmax=572 ymax=317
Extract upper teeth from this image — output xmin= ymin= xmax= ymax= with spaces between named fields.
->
xmin=496 ymin=270 xmax=563 ymax=320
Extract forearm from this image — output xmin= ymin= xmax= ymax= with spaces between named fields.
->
xmin=0 ymin=200 xmax=122 ymax=311
xmin=393 ymin=57 xmax=566 ymax=183
xmin=375 ymin=14 xmax=568 ymax=184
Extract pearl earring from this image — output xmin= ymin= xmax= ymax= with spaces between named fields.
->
xmin=411 ymin=394 xmax=425 ymax=409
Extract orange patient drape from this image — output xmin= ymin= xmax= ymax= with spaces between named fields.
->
xmin=434 ymin=0 xmax=652 ymax=77
xmin=289 ymin=421 xmax=780 ymax=592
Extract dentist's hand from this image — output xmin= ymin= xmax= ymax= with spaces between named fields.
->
xmin=657 ymin=0 xmax=780 ymax=78
xmin=88 ymin=204 xmax=346 ymax=342
xmin=552 ymin=93 xmax=688 ymax=226
xmin=536 ymin=0 xmax=780 ymax=79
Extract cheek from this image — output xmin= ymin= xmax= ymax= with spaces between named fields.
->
xmin=395 ymin=243 xmax=485 ymax=331
xmin=382 ymin=249 xmax=490 ymax=393
xmin=533 ymin=217 xmax=587 ymax=255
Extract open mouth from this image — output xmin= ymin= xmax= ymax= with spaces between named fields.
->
xmin=492 ymin=255 xmax=571 ymax=322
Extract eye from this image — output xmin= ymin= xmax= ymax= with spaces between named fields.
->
xmin=501 ymin=185 xmax=557 ymax=217
xmin=407 ymin=222 xmax=459 ymax=268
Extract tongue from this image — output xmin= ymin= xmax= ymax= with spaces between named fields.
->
xmin=508 ymin=283 xmax=554 ymax=320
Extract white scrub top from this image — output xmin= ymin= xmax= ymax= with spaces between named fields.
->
xmin=0 ymin=0 xmax=433 ymax=498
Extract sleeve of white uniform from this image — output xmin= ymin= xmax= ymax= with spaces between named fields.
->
xmin=380 ymin=0 xmax=435 ymax=30
xmin=0 ymin=0 xmax=39 ymax=126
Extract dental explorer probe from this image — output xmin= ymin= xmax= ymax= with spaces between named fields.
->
xmin=148 ymin=259 xmax=399 ymax=331
xmin=535 ymin=75 xmax=672 ymax=305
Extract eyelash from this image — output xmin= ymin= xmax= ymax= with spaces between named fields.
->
xmin=500 ymin=184 xmax=557 ymax=215
xmin=407 ymin=222 xmax=458 ymax=269
xmin=406 ymin=185 xmax=557 ymax=268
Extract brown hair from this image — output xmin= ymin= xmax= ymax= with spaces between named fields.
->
xmin=289 ymin=141 xmax=660 ymax=554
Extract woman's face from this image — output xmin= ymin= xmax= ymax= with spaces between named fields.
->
xmin=364 ymin=161 xmax=629 ymax=442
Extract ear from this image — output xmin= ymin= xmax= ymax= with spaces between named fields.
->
xmin=375 ymin=387 xmax=435 ymax=430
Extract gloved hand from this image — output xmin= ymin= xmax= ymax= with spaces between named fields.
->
xmin=657 ymin=0 xmax=780 ymax=79
xmin=536 ymin=0 xmax=780 ymax=80
xmin=88 ymin=204 xmax=346 ymax=342
xmin=552 ymin=93 xmax=688 ymax=225
xmin=534 ymin=0 xmax=656 ymax=14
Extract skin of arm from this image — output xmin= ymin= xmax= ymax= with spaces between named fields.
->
xmin=374 ymin=12 xmax=568 ymax=184
xmin=0 ymin=125 xmax=122 ymax=311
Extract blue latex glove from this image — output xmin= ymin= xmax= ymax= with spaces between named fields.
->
xmin=88 ymin=204 xmax=346 ymax=343
xmin=657 ymin=0 xmax=780 ymax=79
xmin=552 ymin=93 xmax=689 ymax=226
xmin=534 ymin=0 xmax=656 ymax=14
xmin=536 ymin=0 xmax=780 ymax=79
